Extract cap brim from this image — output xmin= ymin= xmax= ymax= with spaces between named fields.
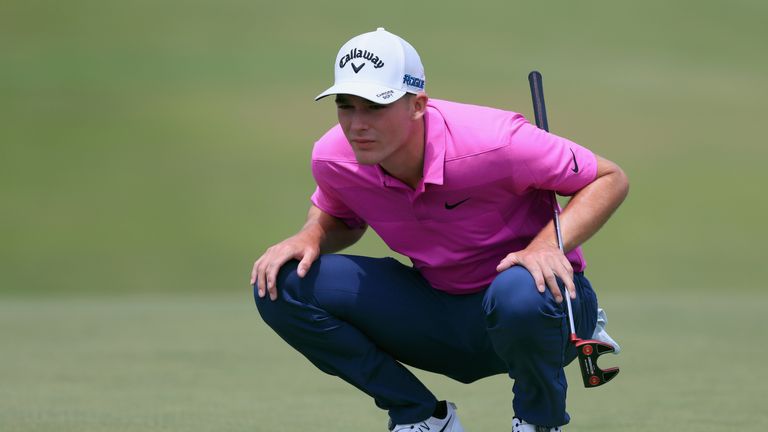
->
xmin=315 ymin=81 xmax=406 ymax=105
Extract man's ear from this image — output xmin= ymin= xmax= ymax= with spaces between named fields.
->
xmin=411 ymin=92 xmax=428 ymax=120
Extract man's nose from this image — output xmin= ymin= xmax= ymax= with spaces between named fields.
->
xmin=349 ymin=111 xmax=369 ymax=131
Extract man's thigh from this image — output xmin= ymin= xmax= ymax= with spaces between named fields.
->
xmin=300 ymin=254 xmax=507 ymax=383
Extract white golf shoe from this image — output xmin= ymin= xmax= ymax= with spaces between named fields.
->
xmin=512 ymin=417 xmax=563 ymax=432
xmin=389 ymin=401 xmax=464 ymax=432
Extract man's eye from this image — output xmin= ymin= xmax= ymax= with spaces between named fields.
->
xmin=337 ymin=104 xmax=353 ymax=110
xmin=369 ymin=104 xmax=386 ymax=110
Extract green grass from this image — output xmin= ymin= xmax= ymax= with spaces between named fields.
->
xmin=2 ymin=292 xmax=767 ymax=431
xmin=1 ymin=0 xmax=767 ymax=296
xmin=1 ymin=0 xmax=767 ymax=430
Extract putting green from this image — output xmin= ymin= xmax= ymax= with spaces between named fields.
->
xmin=1 ymin=292 xmax=766 ymax=431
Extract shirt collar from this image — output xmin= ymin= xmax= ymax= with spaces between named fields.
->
xmin=422 ymin=104 xmax=446 ymax=187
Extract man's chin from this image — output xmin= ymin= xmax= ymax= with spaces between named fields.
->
xmin=353 ymin=153 xmax=380 ymax=166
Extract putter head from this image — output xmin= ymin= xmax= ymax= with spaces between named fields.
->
xmin=571 ymin=335 xmax=620 ymax=387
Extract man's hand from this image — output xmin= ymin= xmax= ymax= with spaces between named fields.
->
xmin=250 ymin=204 xmax=367 ymax=301
xmin=251 ymin=235 xmax=320 ymax=301
xmin=496 ymin=238 xmax=575 ymax=303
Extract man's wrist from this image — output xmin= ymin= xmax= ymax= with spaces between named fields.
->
xmin=529 ymin=235 xmax=558 ymax=250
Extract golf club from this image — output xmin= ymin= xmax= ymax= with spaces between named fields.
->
xmin=527 ymin=70 xmax=620 ymax=388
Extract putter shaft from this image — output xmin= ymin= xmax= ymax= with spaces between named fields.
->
xmin=552 ymin=202 xmax=577 ymax=336
xmin=528 ymin=70 xmax=619 ymax=388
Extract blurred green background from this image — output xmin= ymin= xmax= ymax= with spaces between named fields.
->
xmin=1 ymin=0 xmax=767 ymax=430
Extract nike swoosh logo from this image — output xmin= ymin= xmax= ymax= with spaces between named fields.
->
xmin=569 ymin=148 xmax=579 ymax=173
xmin=351 ymin=62 xmax=365 ymax=73
xmin=438 ymin=414 xmax=453 ymax=432
xmin=444 ymin=198 xmax=470 ymax=210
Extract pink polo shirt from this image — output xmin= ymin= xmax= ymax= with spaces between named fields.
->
xmin=310 ymin=98 xmax=598 ymax=294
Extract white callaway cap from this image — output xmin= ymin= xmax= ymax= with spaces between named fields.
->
xmin=315 ymin=27 xmax=426 ymax=104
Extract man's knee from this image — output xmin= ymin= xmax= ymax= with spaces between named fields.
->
xmin=483 ymin=266 xmax=562 ymax=335
xmin=254 ymin=259 xmax=304 ymax=329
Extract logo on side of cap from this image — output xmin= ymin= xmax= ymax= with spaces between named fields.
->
xmin=403 ymin=74 xmax=425 ymax=90
xmin=339 ymin=48 xmax=385 ymax=70
xmin=376 ymin=90 xmax=395 ymax=100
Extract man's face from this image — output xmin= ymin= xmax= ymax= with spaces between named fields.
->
xmin=335 ymin=94 xmax=417 ymax=166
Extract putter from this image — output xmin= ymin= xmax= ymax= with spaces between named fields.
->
xmin=527 ymin=70 xmax=620 ymax=388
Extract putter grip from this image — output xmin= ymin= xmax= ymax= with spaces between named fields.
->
xmin=528 ymin=70 xmax=563 ymax=251
xmin=528 ymin=71 xmax=549 ymax=133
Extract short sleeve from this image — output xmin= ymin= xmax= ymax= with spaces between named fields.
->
xmin=506 ymin=116 xmax=598 ymax=196
xmin=310 ymin=184 xmax=367 ymax=229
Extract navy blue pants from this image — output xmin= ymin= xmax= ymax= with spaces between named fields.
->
xmin=254 ymin=254 xmax=598 ymax=427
